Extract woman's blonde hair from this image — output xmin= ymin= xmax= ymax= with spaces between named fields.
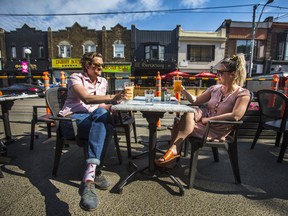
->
xmin=220 ymin=53 xmax=247 ymax=87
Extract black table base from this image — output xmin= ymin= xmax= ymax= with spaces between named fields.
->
xmin=115 ymin=162 xmax=185 ymax=196
xmin=115 ymin=111 xmax=185 ymax=196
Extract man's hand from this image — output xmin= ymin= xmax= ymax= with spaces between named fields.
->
xmin=111 ymin=90 xmax=124 ymax=104
xmin=98 ymin=103 xmax=112 ymax=111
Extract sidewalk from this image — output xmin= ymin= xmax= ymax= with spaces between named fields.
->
xmin=0 ymin=101 xmax=288 ymax=216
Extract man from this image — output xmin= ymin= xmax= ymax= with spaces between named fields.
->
xmin=59 ymin=52 xmax=122 ymax=211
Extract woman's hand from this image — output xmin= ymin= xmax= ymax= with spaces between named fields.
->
xmin=201 ymin=117 xmax=209 ymax=125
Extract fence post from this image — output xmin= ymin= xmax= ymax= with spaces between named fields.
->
xmin=60 ymin=71 xmax=67 ymax=88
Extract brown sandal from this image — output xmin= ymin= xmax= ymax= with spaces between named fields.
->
xmin=154 ymin=150 xmax=180 ymax=168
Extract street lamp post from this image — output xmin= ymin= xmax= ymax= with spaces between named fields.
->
xmin=24 ymin=48 xmax=32 ymax=84
xmin=248 ymin=0 xmax=274 ymax=77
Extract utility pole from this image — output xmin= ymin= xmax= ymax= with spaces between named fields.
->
xmin=248 ymin=0 xmax=274 ymax=77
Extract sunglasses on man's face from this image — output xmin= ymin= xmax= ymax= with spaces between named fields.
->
xmin=91 ymin=63 xmax=105 ymax=68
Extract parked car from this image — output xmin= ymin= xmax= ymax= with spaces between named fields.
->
xmin=0 ymin=83 xmax=45 ymax=98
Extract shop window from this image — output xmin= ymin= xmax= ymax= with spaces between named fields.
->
xmin=276 ymin=33 xmax=288 ymax=61
xmin=235 ymin=40 xmax=261 ymax=61
xmin=187 ymin=45 xmax=215 ymax=62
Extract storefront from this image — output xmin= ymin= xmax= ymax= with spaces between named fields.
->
xmin=51 ymin=58 xmax=131 ymax=92
xmin=1 ymin=59 xmax=50 ymax=87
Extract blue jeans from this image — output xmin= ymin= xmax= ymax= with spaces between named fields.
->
xmin=61 ymin=108 xmax=113 ymax=166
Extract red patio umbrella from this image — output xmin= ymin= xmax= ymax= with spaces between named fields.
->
xmin=161 ymin=70 xmax=191 ymax=80
xmin=194 ymin=71 xmax=217 ymax=78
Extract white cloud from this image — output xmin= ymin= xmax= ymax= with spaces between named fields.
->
xmin=0 ymin=0 xmax=167 ymax=31
xmin=180 ymin=0 xmax=210 ymax=8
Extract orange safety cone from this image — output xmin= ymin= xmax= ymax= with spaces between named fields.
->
xmin=156 ymin=71 xmax=162 ymax=128
xmin=60 ymin=71 xmax=67 ymax=88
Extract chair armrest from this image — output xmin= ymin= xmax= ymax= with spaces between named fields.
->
xmin=49 ymin=117 xmax=78 ymax=137
xmin=33 ymin=105 xmax=47 ymax=109
xmin=49 ymin=116 xmax=76 ymax=122
xmin=201 ymin=120 xmax=243 ymax=145
xmin=32 ymin=105 xmax=49 ymax=119
xmin=208 ymin=120 xmax=243 ymax=125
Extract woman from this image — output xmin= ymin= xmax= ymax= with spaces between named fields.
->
xmin=155 ymin=53 xmax=250 ymax=168
xmin=59 ymin=52 xmax=122 ymax=211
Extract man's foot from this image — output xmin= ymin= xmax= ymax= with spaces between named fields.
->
xmin=154 ymin=149 xmax=180 ymax=169
xmin=79 ymin=182 xmax=98 ymax=211
xmin=95 ymin=172 xmax=110 ymax=190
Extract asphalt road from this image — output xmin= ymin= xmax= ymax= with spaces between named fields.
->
xmin=0 ymin=97 xmax=288 ymax=216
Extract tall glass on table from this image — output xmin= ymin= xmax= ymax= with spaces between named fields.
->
xmin=173 ymin=76 xmax=183 ymax=95
xmin=124 ymin=82 xmax=134 ymax=100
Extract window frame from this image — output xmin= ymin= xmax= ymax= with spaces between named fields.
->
xmin=187 ymin=45 xmax=215 ymax=62
xmin=113 ymin=40 xmax=125 ymax=58
xmin=57 ymin=41 xmax=72 ymax=58
xmin=144 ymin=44 xmax=165 ymax=61
xmin=82 ymin=40 xmax=97 ymax=54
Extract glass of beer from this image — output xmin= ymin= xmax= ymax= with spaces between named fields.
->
xmin=124 ymin=82 xmax=134 ymax=100
xmin=173 ymin=76 xmax=183 ymax=93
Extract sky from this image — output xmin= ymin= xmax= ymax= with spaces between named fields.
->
xmin=0 ymin=0 xmax=288 ymax=32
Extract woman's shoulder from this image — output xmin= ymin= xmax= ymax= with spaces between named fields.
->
xmin=207 ymin=84 xmax=222 ymax=93
xmin=236 ymin=87 xmax=250 ymax=97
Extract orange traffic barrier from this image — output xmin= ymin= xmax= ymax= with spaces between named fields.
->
xmin=42 ymin=71 xmax=51 ymax=114
xmin=60 ymin=71 xmax=67 ymax=88
xmin=268 ymin=74 xmax=279 ymax=107
xmin=284 ymin=76 xmax=288 ymax=97
xmin=270 ymin=74 xmax=279 ymax=91
xmin=43 ymin=71 xmax=50 ymax=92
xmin=156 ymin=71 xmax=161 ymax=97
xmin=156 ymin=71 xmax=162 ymax=128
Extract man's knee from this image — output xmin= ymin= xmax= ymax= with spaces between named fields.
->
xmin=90 ymin=108 xmax=111 ymax=123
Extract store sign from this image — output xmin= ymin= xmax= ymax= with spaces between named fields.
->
xmin=102 ymin=65 xmax=131 ymax=73
xmin=52 ymin=58 xmax=81 ymax=68
xmin=21 ymin=61 xmax=28 ymax=73
xmin=14 ymin=63 xmax=37 ymax=70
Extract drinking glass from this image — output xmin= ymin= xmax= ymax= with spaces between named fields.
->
xmin=124 ymin=82 xmax=134 ymax=100
xmin=164 ymin=92 xmax=171 ymax=102
xmin=173 ymin=76 xmax=183 ymax=93
xmin=145 ymin=89 xmax=155 ymax=105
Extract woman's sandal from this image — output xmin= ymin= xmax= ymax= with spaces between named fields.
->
xmin=154 ymin=149 xmax=180 ymax=169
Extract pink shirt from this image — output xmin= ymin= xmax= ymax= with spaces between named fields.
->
xmin=59 ymin=72 xmax=108 ymax=117
xmin=192 ymin=84 xmax=250 ymax=140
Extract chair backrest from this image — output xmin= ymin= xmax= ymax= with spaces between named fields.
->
xmin=45 ymin=87 xmax=68 ymax=117
xmin=257 ymin=89 xmax=288 ymax=130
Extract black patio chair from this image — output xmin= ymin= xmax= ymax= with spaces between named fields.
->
xmin=185 ymin=91 xmax=253 ymax=189
xmin=250 ymin=89 xmax=288 ymax=162
xmin=45 ymin=87 xmax=122 ymax=176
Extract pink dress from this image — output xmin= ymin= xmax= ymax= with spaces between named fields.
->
xmin=191 ymin=84 xmax=250 ymax=140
